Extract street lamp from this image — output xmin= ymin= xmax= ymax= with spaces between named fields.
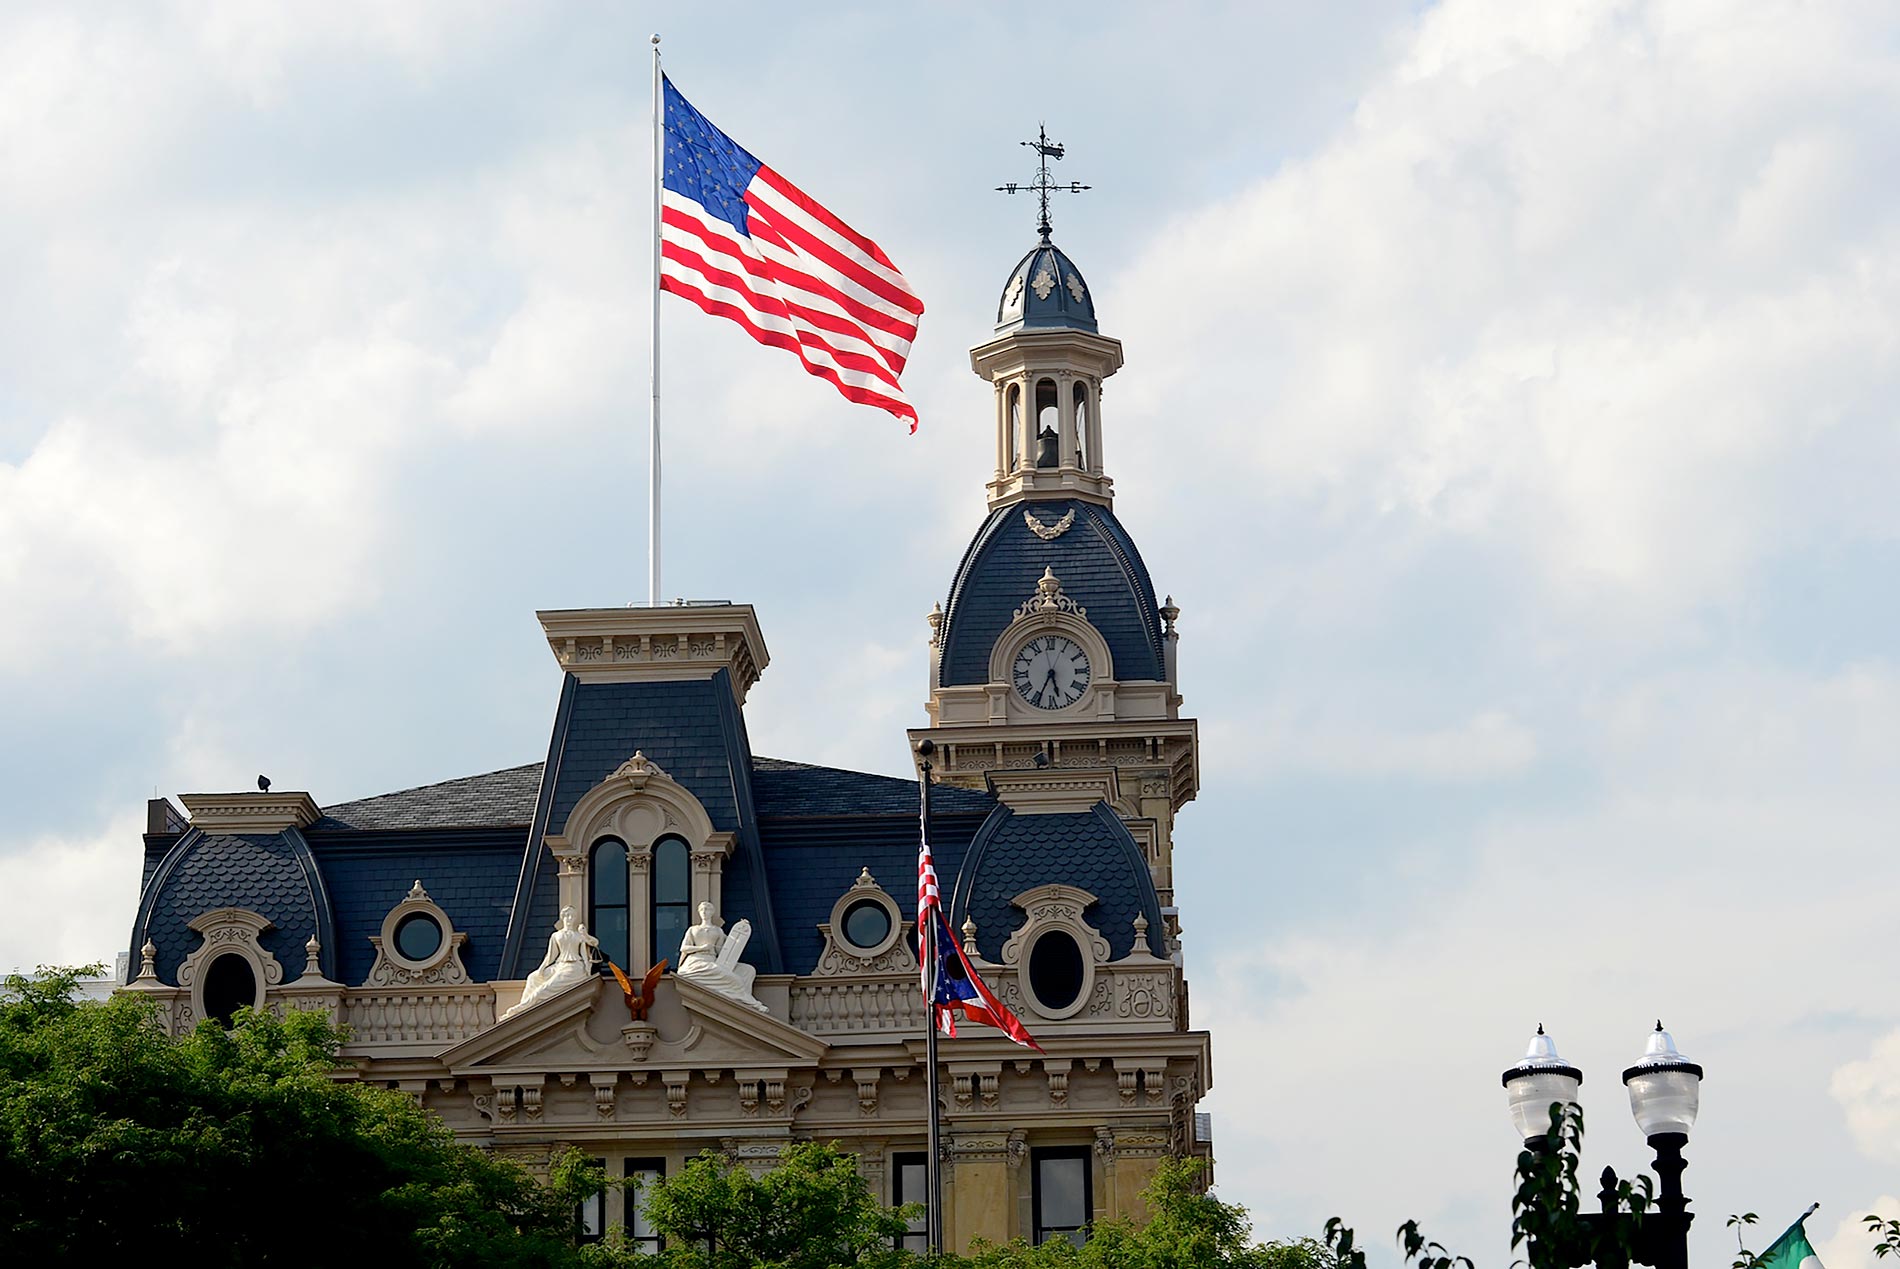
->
xmin=1501 ymin=1022 xmax=1704 ymax=1269
xmin=1502 ymin=1025 xmax=1583 ymax=1144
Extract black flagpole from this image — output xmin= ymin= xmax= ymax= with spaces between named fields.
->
xmin=918 ymin=740 xmax=943 ymax=1257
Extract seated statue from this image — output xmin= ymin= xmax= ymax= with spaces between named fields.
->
xmin=501 ymin=906 xmax=599 ymax=1020
xmin=674 ymin=901 xmax=766 ymax=1011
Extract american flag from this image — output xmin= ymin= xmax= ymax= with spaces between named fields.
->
xmin=659 ymin=77 xmax=924 ymax=430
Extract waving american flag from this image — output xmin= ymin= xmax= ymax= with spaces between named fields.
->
xmin=659 ymin=77 xmax=924 ymax=430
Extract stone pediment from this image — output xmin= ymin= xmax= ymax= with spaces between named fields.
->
xmin=438 ymin=975 xmax=825 ymax=1078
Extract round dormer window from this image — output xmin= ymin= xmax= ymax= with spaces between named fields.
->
xmin=393 ymin=911 xmax=444 ymax=962
xmin=841 ymin=898 xmax=894 ymax=951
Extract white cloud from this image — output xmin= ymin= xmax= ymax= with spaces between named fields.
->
xmin=1832 ymin=1030 xmax=1900 ymax=1166
xmin=0 ymin=812 xmax=143 ymax=974
xmin=1817 ymin=1198 xmax=1900 ymax=1269
xmin=1107 ymin=0 xmax=1900 ymax=625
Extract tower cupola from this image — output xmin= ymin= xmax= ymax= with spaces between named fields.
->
xmin=972 ymin=237 xmax=1123 ymax=509
xmin=976 ymin=128 xmax=1123 ymax=509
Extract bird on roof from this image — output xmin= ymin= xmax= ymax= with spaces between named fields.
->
xmin=257 ymin=775 xmax=271 ymax=793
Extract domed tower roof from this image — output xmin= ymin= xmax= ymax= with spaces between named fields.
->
xmin=995 ymin=238 xmax=1098 ymax=334
xmin=936 ymin=497 xmax=1166 ymax=688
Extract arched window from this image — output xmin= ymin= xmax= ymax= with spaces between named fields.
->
xmin=590 ymin=838 xmax=630 ymax=970
xmin=652 ymin=836 xmax=691 ymax=968
xmin=1007 ymin=384 xmax=1022 ymax=470
xmin=202 ymin=953 xmax=257 ymax=1026
xmin=1072 ymin=381 xmax=1089 ymax=471
xmin=1034 ymin=379 xmax=1059 ymax=468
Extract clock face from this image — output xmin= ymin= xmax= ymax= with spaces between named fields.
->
xmin=1011 ymin=635 xmax=1091 ymax=710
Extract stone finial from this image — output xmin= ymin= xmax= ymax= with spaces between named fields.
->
xmin=1037 ymin=567 xmax=1062 ymax=605
xmin=612 ymin=750 xmax=669 ymax=785
xmin=406 ymin=879 xmax=430 ymax=901
xmin=303 ymin=935 xmax=323 ymax=978
xmin=926 ymin=602 xmax=944 ymax=646
xmin=1160 ymin=594 xmax=1180 ymax=636
xmin=1012 ymin=568 xmax=1086 ymax=621
xmin=1132 ymin=912 xmax=1149 ymax=940
xmin=852 ymin=868 xmax=878 ymax=890
xmin=961 ymin=915 xmax=979 ymax=958
xmin=135 ymin=938 xmax=159 ymax=982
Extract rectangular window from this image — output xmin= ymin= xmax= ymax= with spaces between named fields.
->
xmin=1032 ymin=1147 xmax=1091 ymax=1247
xmin=891 ymin=1151 xmax=928 ymax=1252
xmin=577 ymin=1156 xmax=607 ymax=1243
xmin=623 ymin=1157 xmax=665 ymax=1253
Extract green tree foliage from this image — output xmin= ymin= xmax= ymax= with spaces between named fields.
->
xmin=1866 ymin=1213 xmax=1900 ymax=1261
xmin=580 ymin=1140 xmax=914 ymax=1268
xmin=946 ymin=1157 xmax=1297 ymax=1269
xmin=0 ymin=966 xmax=586 ymax=1267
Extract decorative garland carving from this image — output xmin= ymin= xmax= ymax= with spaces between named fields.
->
xmin=1023 ymin=508 xmax=1076 ymax=541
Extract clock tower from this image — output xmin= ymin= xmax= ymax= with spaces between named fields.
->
xmin=909 ymin=221 xmax=1199 ymax=934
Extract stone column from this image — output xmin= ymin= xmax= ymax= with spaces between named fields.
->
xmin=690 ymin=832 xmax=735 ymax=921
xmin=627 ymin=841 xmax=653 ymax=976
xmin=1056 ymin=371 xmax=1078 ymax=468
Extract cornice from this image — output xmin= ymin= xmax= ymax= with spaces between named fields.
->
xmin=536 ymin=604 xmax=769 ymax=705
xmin=178 ymin=791 xmax=321 ymax=833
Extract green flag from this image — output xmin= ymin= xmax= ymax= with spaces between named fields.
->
xmin=1758 ymin=1213 xmax=1825 ymax=1269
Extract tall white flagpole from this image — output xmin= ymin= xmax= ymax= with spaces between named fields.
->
xmin=648 ymin=33 xmax=664 ymax=607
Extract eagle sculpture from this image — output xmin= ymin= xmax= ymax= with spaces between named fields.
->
xmin=608 ymin=958 xmax=667 ymax=1022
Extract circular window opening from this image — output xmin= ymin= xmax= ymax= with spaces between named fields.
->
xmin=202 ymin=953 xmax=257 ymax=1027
xmin=1027 ymin=930 xmax=1085 ymax=1013
xmin=394 ymin=912 xmax=445 ymax=962
xmin=840 ymin=898 xmax=893 ymax=951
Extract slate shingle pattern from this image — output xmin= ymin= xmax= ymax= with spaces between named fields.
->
xmin=315 ymin=836 xmax=525 ymax=985
xmin=137 ymin=831 xmax=325 ymax=983
xmin=751 ymin=757 xmax=995 ymax=817
xmin=937 ymin=498 xmax=1167 ymax=687
xmin=314 ymin=762 xmax=544 ymax=831
xmin=949 ymin=802 xmax=1166 ymax=963
xmin=761 ymin=808 xmax=995 ymax=974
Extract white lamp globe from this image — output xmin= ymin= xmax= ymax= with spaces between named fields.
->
xmin=1502 ymin=1025 xmax=1583 ymax=1142
xmin=1622 ymin=1021 xmax=1703 ymax=1139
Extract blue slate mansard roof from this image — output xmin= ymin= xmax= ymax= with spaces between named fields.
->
xmin=948 ymin=801 xmax=1167 ymax=964
xmin=132 ymin=829 xmax=335 ymax=984
xmin=937 ymin=497 xmax=1167 ymax=688
xmin=137 ymin=726 xmax=1147 ymax=988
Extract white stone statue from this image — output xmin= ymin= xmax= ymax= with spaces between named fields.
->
xmin=674 ymin=900 xmax=766 ymax=1011
xmin=501 ymin=906 xmax=599 ymax=1020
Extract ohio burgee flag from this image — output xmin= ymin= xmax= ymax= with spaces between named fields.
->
xmin=1756 ymin=1213 xmax=1826 ymax=1269
xmin=658 ymin=77 xmax=924 ymax=430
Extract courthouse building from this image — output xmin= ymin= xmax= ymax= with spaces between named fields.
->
xmin=122 ymin=224 xmax=1213 ymax=1251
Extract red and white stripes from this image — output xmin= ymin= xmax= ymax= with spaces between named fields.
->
xmin=659 ymin=166 xmax=923 ymax=430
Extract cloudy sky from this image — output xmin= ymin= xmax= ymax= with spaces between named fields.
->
xmin=2 ymin=0 xmax=1896 ymax=1262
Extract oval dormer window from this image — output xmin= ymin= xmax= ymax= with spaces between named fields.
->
xmin=1027 ymin=929 xmax=1085 ymax=1014
xmin=202 ymin=953 xmax=257 ymax=1027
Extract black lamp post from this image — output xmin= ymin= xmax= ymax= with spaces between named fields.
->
xmin=1501 ymin=1023 xmax=1704 ymax=1269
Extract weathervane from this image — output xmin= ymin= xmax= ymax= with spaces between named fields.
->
xmin=995 ymin=125 xmax=1090 ymax=242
